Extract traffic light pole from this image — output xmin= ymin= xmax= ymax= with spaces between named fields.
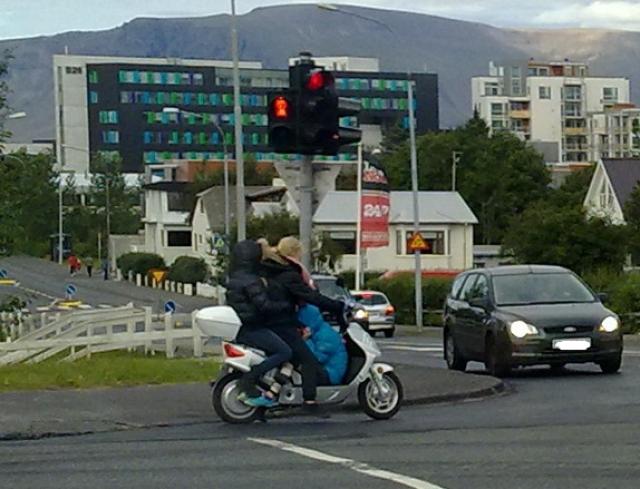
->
xmin=408 ymin=80 xmax=424 ymax=331
xmin=299 ymin=155 xmax=314 ymax=271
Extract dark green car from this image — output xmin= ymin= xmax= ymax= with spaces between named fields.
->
xmin=443 ymin=265 xmax=623 ymax=377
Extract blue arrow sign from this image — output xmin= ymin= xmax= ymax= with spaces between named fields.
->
xmin=164 ymin=300 xmax=177 ymax=314
xmin=0 ymin=269 xmax=7 ymax=279
xmin=66 ymin=283 xmax=77 ymax=298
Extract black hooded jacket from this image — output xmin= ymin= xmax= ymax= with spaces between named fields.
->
xmin=225 ymin=240 xmax=294 ymax=329
xmin=260 ymin=257 xmax=344 ymax=330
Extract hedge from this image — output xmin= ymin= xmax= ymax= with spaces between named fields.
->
xmin=117 ymin=252 xmax=166 ymax=278
xmin=338 ymin=270 xmax=385 ymax=290
xmin=367 ymin=274 xmax=453 ymax=325
xmin=168 ymin=256 xmax=209 ymax=285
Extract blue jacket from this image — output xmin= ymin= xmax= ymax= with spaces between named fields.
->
xmin=298 ymin=304 xmax=348 ymax=385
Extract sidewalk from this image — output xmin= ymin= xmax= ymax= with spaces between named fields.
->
xmin=0 ymin=365 xmax=504 ymax=440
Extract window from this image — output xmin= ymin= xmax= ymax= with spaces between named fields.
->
xmin=167 ymin=192 xmax=192 ymax=212
xmin=167 ymin=231 xmax=192 ymax=247
xmin=467 ymin=275 xmax=489 ymax=301
xmin=89 ymin=91 xmax=99 ymax=104
xmin=603 ymin=87 xmax=619 ymax=103
xmin=450 ymin=275 xmax=469 ymax=300
xmin=484 ymin=82 xmax=499 ymax=96
xmin=491 ymin=103 xmax=504 ymax=116
xmin=511 ymin=79 xmax=521 ymax=95
xmin=101 ymin=130 xmax=119 ymax=144
xmin=459 ymin=275 xmax=479 ymax=302
xmin=353 ymin=293 xmax=388 ymax=306
xmin=402 ymin=231 xmax=445 ymax=255
xmin=564 ymin=85 xmax=582 ymax=101
xmin=66 ymin=66 xmax=83 ymax=75
xmin=539 ymin=86 xmax=551 ymax=99
xmin=327 ymin=231 xmax=356 ymax=255
xmin=99 ymin=111 xmax=118 ymax=124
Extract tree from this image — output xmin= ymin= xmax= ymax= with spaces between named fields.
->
xmin=193 ymin=154 xmax=276 ymax=193
xmin=502 ymin=202 xmax=628 ymax=274
xmin=246 ymin=208 xmax=299 ymax=245
xmin=383 ymin=116 xmax=550 ymax=244
xmin=0 ymin=151 xmax=58 ymax=256
xmin=623 ymin=183 xmax=640 ymax=263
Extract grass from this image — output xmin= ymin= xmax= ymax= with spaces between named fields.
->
xmin=0 ymin=350 xmax=220 ymax=392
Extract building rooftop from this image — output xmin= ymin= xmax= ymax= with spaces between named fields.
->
xmin=602 ymin=158 xmax=640 ymax=207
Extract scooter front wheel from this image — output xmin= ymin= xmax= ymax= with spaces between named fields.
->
xmin=212 ymin=372 xmax=264 ymax=424
xmin=357 ymin=371 xmax=403 ymax=420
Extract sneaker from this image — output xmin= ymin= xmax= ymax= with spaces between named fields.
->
xmin=244 ymin=395 xmax=277 ymax=408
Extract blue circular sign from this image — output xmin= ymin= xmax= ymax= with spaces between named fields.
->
xmin=164 ymin=300 xmax=177 ymax=314
xmin=0 ymin=269 xmax=7 ymax=278
xmin=66 ymin=284 xmax=77 ymax=297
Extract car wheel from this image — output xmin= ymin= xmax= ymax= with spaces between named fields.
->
xmin=444 ymin=329 xmax=467 ymax=372
xmin=485 ymin=336 xmax=511 ymax=378
xmin=384 ymin=328 xmax=395 ymax=338
xmin=598 ymin=353 xmax=622 ymax=374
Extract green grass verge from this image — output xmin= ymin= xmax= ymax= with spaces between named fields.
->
xmin=0 ymin=350 xmax=220 ymax=392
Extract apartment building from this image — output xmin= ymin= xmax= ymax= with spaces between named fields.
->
xmin=472 ymin=60 xmax=630 ymax=164
xmin=589 ymin=104 xmax=640 ymax=161
xmin=54 ymin=54 xmax=439 ymax=175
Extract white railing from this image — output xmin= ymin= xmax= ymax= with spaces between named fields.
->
xmin=0 ymin=305 xmax=206 ymax=365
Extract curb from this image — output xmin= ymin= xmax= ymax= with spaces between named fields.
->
xmin=0 ymin=377 xmax=508 ymax=441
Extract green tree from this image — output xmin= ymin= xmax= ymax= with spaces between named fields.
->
xmin=624 ymin=183 xmax=640 ymax=263
xmin=0 ymin=151 xmax=58 ymax=256
xmin=383 ymin=116 xmax=550 ymax=244
xmin=246 ymin=208 xmax=299 ymax=244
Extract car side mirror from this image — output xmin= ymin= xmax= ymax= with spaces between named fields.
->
xmin=597 ymin=292 xmax=608 ymax=304
xmin=469 ymin=296 xmax=490 ymax=311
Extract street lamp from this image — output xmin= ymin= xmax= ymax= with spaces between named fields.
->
xmin=230 ymin=0 xmax=246 ymax=240
xmin=317 ymin=3 xmax=424 ymax=330
xmin=162 ymin=107 xmax=231 ymax=236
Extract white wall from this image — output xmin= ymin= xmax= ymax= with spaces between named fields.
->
xmin=584 ymin=78 xmax=630 ymax=113
xmin=528 ymin=77 xmax=564 ymax=145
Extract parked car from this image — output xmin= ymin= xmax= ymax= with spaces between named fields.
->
xmin=443 ymin=265 xmax=623 ymax=377
xmin=351 ymin=290 xmax=396 ymax=338
xmin=311 ymin=273 xmax=370 ymax=330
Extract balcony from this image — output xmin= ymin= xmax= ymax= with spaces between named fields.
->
xmin=564 ymin=126 xmax=587 ymax=136
xmin=509 ymin=110 xmax=530 ymax=119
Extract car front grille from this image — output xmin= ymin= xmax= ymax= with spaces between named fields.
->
xmin=543 ymin=325 xmax=595 ymax=335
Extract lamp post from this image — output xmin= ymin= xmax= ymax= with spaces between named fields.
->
xmin=162 ymin=107 xmax=230 ymax=236
xmin=230 ymin=0 xmax=246 ymax=240
xmin=319 ymin=3 xmax=424 ymax=329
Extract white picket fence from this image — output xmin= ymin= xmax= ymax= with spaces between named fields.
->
xmin=0 ymin=305 xmax=206 ymax=365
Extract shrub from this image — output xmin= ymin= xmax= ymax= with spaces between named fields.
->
xmin=168 ymin=256 xmax=209 ymax=284
xmin=117 ymin=252 xmax=165 ymax=278
xmin=338 ymin=270 xmax=385 ymax=290
xmin=367 ymin=274 xmax=453 ymax=325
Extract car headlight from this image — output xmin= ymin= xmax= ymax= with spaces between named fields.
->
xmin=354 ymin=309 xmax=368 ymax=320
xmin=509 ymin=320 xmax=539 ymax=338
xmin=599 ymin=316 xmax=619 ymax=333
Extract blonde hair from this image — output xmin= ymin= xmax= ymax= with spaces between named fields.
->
xmin=258 ymin=238 xmax=286 ymax=264
xmin=277 ymin=236 xmax=303 ymax=259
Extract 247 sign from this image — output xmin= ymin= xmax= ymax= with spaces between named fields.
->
xmin=363 ymin=202 xmax=390 ymax=218
xmin=361 ymin=193 xmax=390 ymax=248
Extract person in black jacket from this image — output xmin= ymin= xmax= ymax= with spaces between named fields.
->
xmin=225 ymin=240 xmax=294 ymax=407
xmin=260 ymin=238 xmax=346 ymax=413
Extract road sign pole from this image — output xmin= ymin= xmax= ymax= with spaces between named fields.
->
xmin=408 ymin=79 xmax=423 ymax=331
xmin=355 ymin=143 xmax=363 ymax=291
xmin=299 ymin=154 xmax=314 ymax=271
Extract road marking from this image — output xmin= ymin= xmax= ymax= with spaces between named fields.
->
xmin=249 ymin=437 xmax=447 ymax=489
xmin=384 ymin=346 xmax=443 ymax=353
xmin=623 ymin=350 xmax=640 ymax=357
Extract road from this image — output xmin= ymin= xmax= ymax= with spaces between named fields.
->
xmin=0 ymin=256 xmax=215 ymax=313
xmin=1 ymin=334 xmax=639 ymax=488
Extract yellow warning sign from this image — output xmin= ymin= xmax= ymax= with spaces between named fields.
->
xmin=150 ymin=269 xmax=168 ymax=283
xmin=408 ymin=232 xmax=429 ymax=253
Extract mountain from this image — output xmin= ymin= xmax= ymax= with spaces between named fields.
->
xmin=3 ymin=4 xmax=640 ymax=142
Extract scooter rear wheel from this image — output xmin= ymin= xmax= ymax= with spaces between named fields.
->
xmin=358 ymin=371 xmax=403 ymax=420
xmin=212 ymin=372 xmax=264 ymax=424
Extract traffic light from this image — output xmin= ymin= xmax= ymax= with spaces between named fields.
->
xmin=267 ymin=91 xmax=297 ymax=153
xmin=267 ymin=53 xmax=362 ymax=156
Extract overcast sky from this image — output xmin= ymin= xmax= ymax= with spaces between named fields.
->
xmin=2 ymin=0 xmax=640 ymax=40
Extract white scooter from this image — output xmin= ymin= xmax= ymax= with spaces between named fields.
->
xmin=195 ymin=305 xmax=403 ymax=424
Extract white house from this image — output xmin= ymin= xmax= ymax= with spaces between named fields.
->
xmin=313 ymin=191 xmax=478 ymax=272
xmin=142 ymin=181 xmax=195 ymax=265
xmin=584 ymin=158 xmax=640 ymax=224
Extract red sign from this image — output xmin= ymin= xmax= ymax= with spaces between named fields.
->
xmin=361 ymin=192 xmax=390 ymax=248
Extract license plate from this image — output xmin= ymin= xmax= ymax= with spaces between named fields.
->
xmin=552 ymin=338 xmax=591 ymax=351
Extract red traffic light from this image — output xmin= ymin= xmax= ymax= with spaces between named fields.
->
xmin=271 ymin=96 xmax=291 ymax=119
xmin=306 ymin=69 xmax=334 ymax=91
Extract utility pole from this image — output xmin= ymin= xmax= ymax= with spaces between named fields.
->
xmin=230 ymin=0 xmax=246 ymax=240
xmin=452 ymin=151 xmax=462 ymax=191
xmin=408 ymin=79 xmax=423 ymax=331
xmin=299 ymin=155 xmax=314 ymax=271
xmin=105 ymin=175 xmax=111 ymax=274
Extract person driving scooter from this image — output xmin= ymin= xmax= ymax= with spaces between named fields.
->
xmin=260 ymin=237 xmax=348 ymax=415
xmin=225 ymin=239 xmax=294 ymax=408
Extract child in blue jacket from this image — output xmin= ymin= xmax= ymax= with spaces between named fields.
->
xmin=298 ymin=304 xmax=348 ymax=385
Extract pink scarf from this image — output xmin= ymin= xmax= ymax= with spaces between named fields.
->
xmin=285 ymin=256 xmax=315 ymax=289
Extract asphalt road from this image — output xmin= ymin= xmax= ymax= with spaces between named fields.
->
xmin=2 ymin=335 xmax=639 ymax=489
xmin=0 ymin=256 xmax=215 ymax=313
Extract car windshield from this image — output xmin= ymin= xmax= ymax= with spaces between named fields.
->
xmin=493 ymin=272 xmax=596 ymax=306
xmin=314 ymin=278 xmax=351 ymax=300
xmin=353 ymin=293 xmax=388 ymax=306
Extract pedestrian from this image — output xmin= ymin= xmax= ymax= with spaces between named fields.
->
xmin=85 ymin=256 xmax=94 ymax=278
xmin=68 ymin=253 xmax=79 ymax=276
xmin=101 ymin=258 xmax=108 ymax=280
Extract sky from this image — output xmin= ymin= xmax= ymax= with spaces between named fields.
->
xmin=2 ymin=0 xmax=640 ymax=40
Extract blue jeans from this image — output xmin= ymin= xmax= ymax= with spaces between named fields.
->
xmin=235 ymin=327 xmax=293 ymax=397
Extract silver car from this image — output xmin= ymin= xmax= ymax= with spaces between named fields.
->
xmin=351 ymin=290 xmax=396 ymax=338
